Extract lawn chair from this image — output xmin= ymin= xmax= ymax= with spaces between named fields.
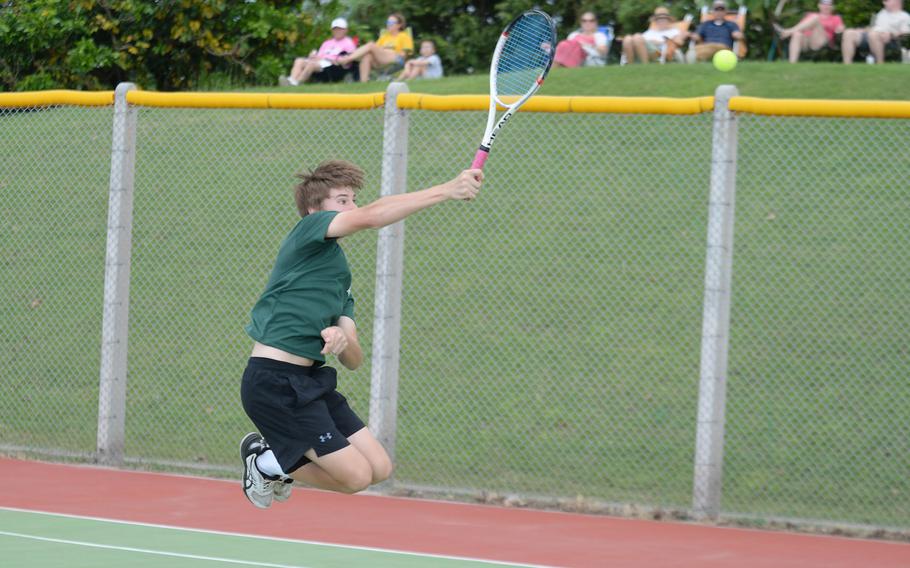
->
xmin=691 ymin=4 xmax=748 ymax=60
xmin=599 ymin=24 xmax=616 ymax=64
xmin=661 ymin=14 xmax=694 ymax=63
xmin=617 ymin=13 xmax=693 ymax=65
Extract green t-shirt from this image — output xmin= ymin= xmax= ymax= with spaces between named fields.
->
xmin=245 ymin=211 xmax=354 ymax=361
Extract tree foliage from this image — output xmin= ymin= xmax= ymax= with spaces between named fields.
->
xmin=0 ymin=0 xmax=890 ymax=91
xmin=0 ymin=0 xmax=342 ymax=91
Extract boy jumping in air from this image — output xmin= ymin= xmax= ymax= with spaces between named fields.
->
xmin=240 ymin=161 xmax=482 ymax=507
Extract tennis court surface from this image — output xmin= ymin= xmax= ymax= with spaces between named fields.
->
xmin=1 ymin=458 xmax=907 ymax=567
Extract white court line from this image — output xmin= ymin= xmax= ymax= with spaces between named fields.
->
xmin=0 ymin=507 xmax=551 ymax=568
xmin=0 ymin=530 xmax=311 ymax=568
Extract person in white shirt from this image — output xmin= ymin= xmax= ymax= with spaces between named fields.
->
xmin=397 ymin=40 xmax=444 ymax=80
xmin=622 ymin=7 xmax=686 ymax=64
xmin=553 ymin=12 xmax=610 ymax=67
xmin=841 ymin=0 xmax=910 ymax=63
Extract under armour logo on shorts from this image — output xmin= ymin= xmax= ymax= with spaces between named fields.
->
xmin=319 ymin=432 xmax=333 ymax=443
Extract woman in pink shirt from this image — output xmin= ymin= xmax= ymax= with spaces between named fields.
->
xmin=775 ymin=0 xmax=845 ymax=63
xmin=280 ymin=18 xmax=358 ymax=86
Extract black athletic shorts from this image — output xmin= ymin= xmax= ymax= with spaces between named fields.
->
xmin=240 ymin=357 xmax=365 ymax=474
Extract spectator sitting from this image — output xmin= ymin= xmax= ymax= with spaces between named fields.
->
xmin=841 ymin=0 xmax=910 ymax=63
xmin=691 ymin=0 xmax=744 ymax=62
xmin=774 ymin=0 xmax=845 ymax=63
xmin=338 ymin=12 xmax=414 ymax=82
xmin=621 ymin=7 xmax=686 ymax=64
xmin=397 ymin=40 xmax=443 ymax=80
xmin=279 ymin=18 xmax=357 ymax=86
xmin=553 ymin=12 xmax=610 ymax=67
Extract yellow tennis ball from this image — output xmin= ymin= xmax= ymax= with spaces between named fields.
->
xmin=713 ymin=49 xmax=737 ymax=72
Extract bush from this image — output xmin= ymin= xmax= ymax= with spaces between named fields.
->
xmin=0 ymin=0 xmax=340 ymax=91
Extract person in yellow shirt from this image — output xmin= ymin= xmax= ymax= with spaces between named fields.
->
xmin=338 ymin=13 xmax=414 ymax=82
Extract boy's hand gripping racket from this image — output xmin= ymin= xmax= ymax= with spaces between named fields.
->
xmin=470 ymin=10 xmax=557 ymax=171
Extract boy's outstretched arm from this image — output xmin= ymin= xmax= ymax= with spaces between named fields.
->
xmin=326 ymin=169 xmax=482 ymax=239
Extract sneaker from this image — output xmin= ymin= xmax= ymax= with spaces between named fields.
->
xmin=273 ymin=477 xmax=293 ymax=502
xmin=278 ymin=76 xmax=291 ymax=87
xmin=240 ymin=432 xmax=275 ymax=509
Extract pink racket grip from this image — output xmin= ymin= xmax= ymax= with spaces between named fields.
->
xmin=470 ymin=148 xmax=490 ymax=170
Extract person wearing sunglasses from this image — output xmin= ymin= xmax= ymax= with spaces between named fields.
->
xmin=338 ymin=13 xmax=414 ymax=82
xmin=554 ymin=12 xmax=610 ymax=67
xmin=691 ymin=1 xmax=743 ymax=62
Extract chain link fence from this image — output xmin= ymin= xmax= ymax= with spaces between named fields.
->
xmin=394 ymin=109 xmax=712 ymax=514
xmin=122 ymin=104 xmax=385 ymax=469
xmin=1 ymin=87 xmax=907 ymax=532
xmin=1 ymin=104 xmax=112 ymax=458
xmin=724 ymin=114 xmax=910 ymax=527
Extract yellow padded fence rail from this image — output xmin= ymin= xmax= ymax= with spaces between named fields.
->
xmin=2 ymin=90 xmax=910 ymax=118
xmin=125 ymin=91 xmax=386 ymax=109
xmin=0 ymin=90 xmax=386 ymax=109
xmin=729 ymin=97 xmax=910 ymax=119
xmin=396 ymin=94 xmax=715 ymax=115
xmin=0 ymin=90 xmax=114 ymax=107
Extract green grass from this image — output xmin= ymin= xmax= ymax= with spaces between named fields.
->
xmin=2 ymin=64 xmax=909 ymax=530
xmin=249 ymin=62 xmax=910 ymax=100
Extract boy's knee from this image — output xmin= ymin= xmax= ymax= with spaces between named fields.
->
xmin=337 ymin=467 xmax=373 ymax=493
xmin=372 ymin=458 xmax=393 ymax=484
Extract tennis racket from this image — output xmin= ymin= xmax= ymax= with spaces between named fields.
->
xmin=470 ymin=10 xmax=557 ymax=170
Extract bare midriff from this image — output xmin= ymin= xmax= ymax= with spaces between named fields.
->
xmin=250 ymin=342 xmax=314 ymax=367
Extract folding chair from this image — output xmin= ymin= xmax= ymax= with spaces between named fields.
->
xmin=696 ymin=4 xmax=748 ymax=58
xmin=661 ymin=14 xmax=695 ymax=63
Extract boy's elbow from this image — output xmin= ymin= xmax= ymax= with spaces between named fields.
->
xmin=342 ymin=354 xmax=363 ymax=370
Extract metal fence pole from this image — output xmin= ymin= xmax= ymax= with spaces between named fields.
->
xmin=96 ymin=82 xmax=138 ymax=466
xmin=692 ymin=84 xmax=739 ymax=519
xmin=369 ymin=82 xmax=410 ymax=474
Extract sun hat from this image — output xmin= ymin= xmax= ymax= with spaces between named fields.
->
xmin=331 ymin=17 xmax=348 ymax=29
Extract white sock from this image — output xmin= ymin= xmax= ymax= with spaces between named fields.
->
xmin=255 ymin=450 xmax=286 ymax=478
xmin=288 ymin=77 xmax=299 ymax=86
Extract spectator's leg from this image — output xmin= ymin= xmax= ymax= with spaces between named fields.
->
xmin=397 ymin=61 xmax=415 ymax=80
xmin=410 ymin=60 xmax=428 ymax=78
xmin=869 ymin=30 xmax=889 ymax=63
xmin=338 ymin=42 xmax=375 ymax=66
xmin=368 ymin=46 xmax=400 ymax=67
xmin=695 ymin=43 xmax=723 ymax=62
xmin=781 ymin=14 xmax=820 ymax=39
xmin=841 ymin=29 xmax=862 ymax=64
xmin=788 ymin=33 xmax=804 ymax=63
xmin=289 ymin=57 xmax=309 ymax=82
xmin=621 ymin=35 xmax=635 ymax=63
xmin=807 ymin=27 xmax=828 ymax=52
xmin=359 ymin=53 xmax=374 ymax=83
xmin=632 ymin=34 xmax=649 ymax=64
xmin=299 ymin=60 xmax=323 ymax=84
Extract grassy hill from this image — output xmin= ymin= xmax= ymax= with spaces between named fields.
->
xmin=249 ymin=62 xmax=910 ymax=100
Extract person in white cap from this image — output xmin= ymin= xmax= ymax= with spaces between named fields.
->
xmin=280 ymin=17 xmax=357 ymax=86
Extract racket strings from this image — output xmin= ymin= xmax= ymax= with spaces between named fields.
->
xmin=495 ymin=14 xmax=555 ymax=99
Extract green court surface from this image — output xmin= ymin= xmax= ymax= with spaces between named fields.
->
xmin=0 ymin=508 xmax=538 ymax=568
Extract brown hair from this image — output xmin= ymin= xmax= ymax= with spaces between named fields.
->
xmin=389 ymin=12 xmax=406 ymax=27
xmin=294 ymin=160 xmax=364 ymax=217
